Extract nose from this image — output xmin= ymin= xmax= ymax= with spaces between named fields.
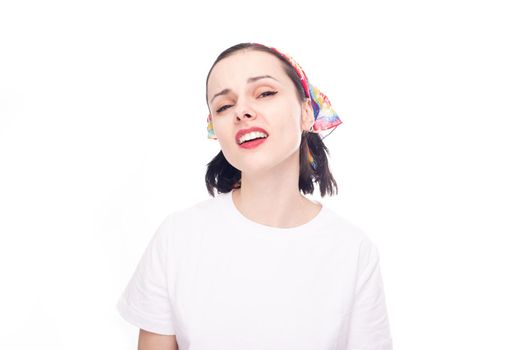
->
xmin=234 ymin=101 xmax=257 ymax=122
xmin=237 ymin=111 xmax=254 ymax=121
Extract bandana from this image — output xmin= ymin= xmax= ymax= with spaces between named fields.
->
xmin=206 ymin=43 xmax=342 ymax=170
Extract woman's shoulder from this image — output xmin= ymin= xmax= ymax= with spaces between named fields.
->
xmin=321 ymin=205 xmax=377 ymax=246
xmin=160 ymin=193 xmax=228 ymax=230
xmin=174 ymin=192 xmax=226 ymax=215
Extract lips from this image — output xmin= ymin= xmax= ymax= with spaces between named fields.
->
xmin=235 ymin=126 xmax=269 ymax=144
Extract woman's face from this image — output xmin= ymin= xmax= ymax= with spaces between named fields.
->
xmin=206 ymin=49 xmax=313 ymax=175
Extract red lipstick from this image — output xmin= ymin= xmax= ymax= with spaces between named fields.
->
xmin=235 ymin=127 xmax=269 ymax=148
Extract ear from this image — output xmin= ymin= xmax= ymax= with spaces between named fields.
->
xmin=207 ymin=113 xmax=217 ymax=138
xmin=300 ymin=98 xmax=315 ymax=132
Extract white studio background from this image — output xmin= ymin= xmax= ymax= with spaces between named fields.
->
xmin=0 ymin=0 xmax=523 ymax=349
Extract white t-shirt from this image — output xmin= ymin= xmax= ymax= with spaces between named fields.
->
xmin=116 ymin=191 xmax=393 ymax=350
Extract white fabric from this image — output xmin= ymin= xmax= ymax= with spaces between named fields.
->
xmin=116 ymin=191 xmax=393 ymax=349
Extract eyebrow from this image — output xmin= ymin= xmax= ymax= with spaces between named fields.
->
xmin=210 ymin=75 xmax=279 ymax=104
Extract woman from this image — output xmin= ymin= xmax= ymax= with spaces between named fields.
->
xmin=117 ymin=42 xmax=393 ymax=350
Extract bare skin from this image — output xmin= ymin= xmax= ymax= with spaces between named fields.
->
xmin=207 ymin=49 xmax=322 ymax=228
xmin=138 ymin=329 xmax=178 ymax=350
xmin=231 ymin=187 xmax=322 ymax=228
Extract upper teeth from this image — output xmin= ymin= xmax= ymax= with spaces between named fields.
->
xmin=239 ymin=131 xmax=268 ymax=144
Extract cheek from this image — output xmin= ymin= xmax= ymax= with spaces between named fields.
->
xmin=270 ymin=103 xmax=303 ymax=133
xmin=211 ymin=117 xmax=229 ymax=138
xmin=266 ymin=96 xmax=301 ymax=121
xmin=270 ymin=113 xmax=303 ymax=150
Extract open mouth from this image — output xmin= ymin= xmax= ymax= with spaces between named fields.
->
xmin=239 ymin=135 xmax=268 ymax=145
xmin=235 ymin=127 xmax=270 ymax=148
xmin=238 ymin=135 xmax=268 ymax=149
xmin=237 ymin=131 xmax=269 ymax=144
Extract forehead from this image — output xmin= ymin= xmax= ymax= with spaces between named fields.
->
xmin=207 ymin=50 xmax=287 ymax=93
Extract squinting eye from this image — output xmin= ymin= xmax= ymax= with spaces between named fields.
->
xmin=216 ymin=104 xmax=232 ymax=113
xmin=259 ymin=90 xmax=278 ymax=98
xmin=215 ymin=91 xmax=277 ymax=113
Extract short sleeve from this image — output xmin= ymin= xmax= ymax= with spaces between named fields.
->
xmin=346 ymin=240 xmax=393 ymax=350
xmin=116 ymin=214 xmax=177 ymax=335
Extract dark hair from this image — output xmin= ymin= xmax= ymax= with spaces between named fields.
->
xmin=204 ymin=43 xmax=338 ymax=198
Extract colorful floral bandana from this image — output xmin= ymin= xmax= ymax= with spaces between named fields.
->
xmin=206 ymin=43 xmax=343 ymax=170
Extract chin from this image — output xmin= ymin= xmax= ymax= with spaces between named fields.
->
xmin=235 ymin=161 xmax=275 ymax=175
